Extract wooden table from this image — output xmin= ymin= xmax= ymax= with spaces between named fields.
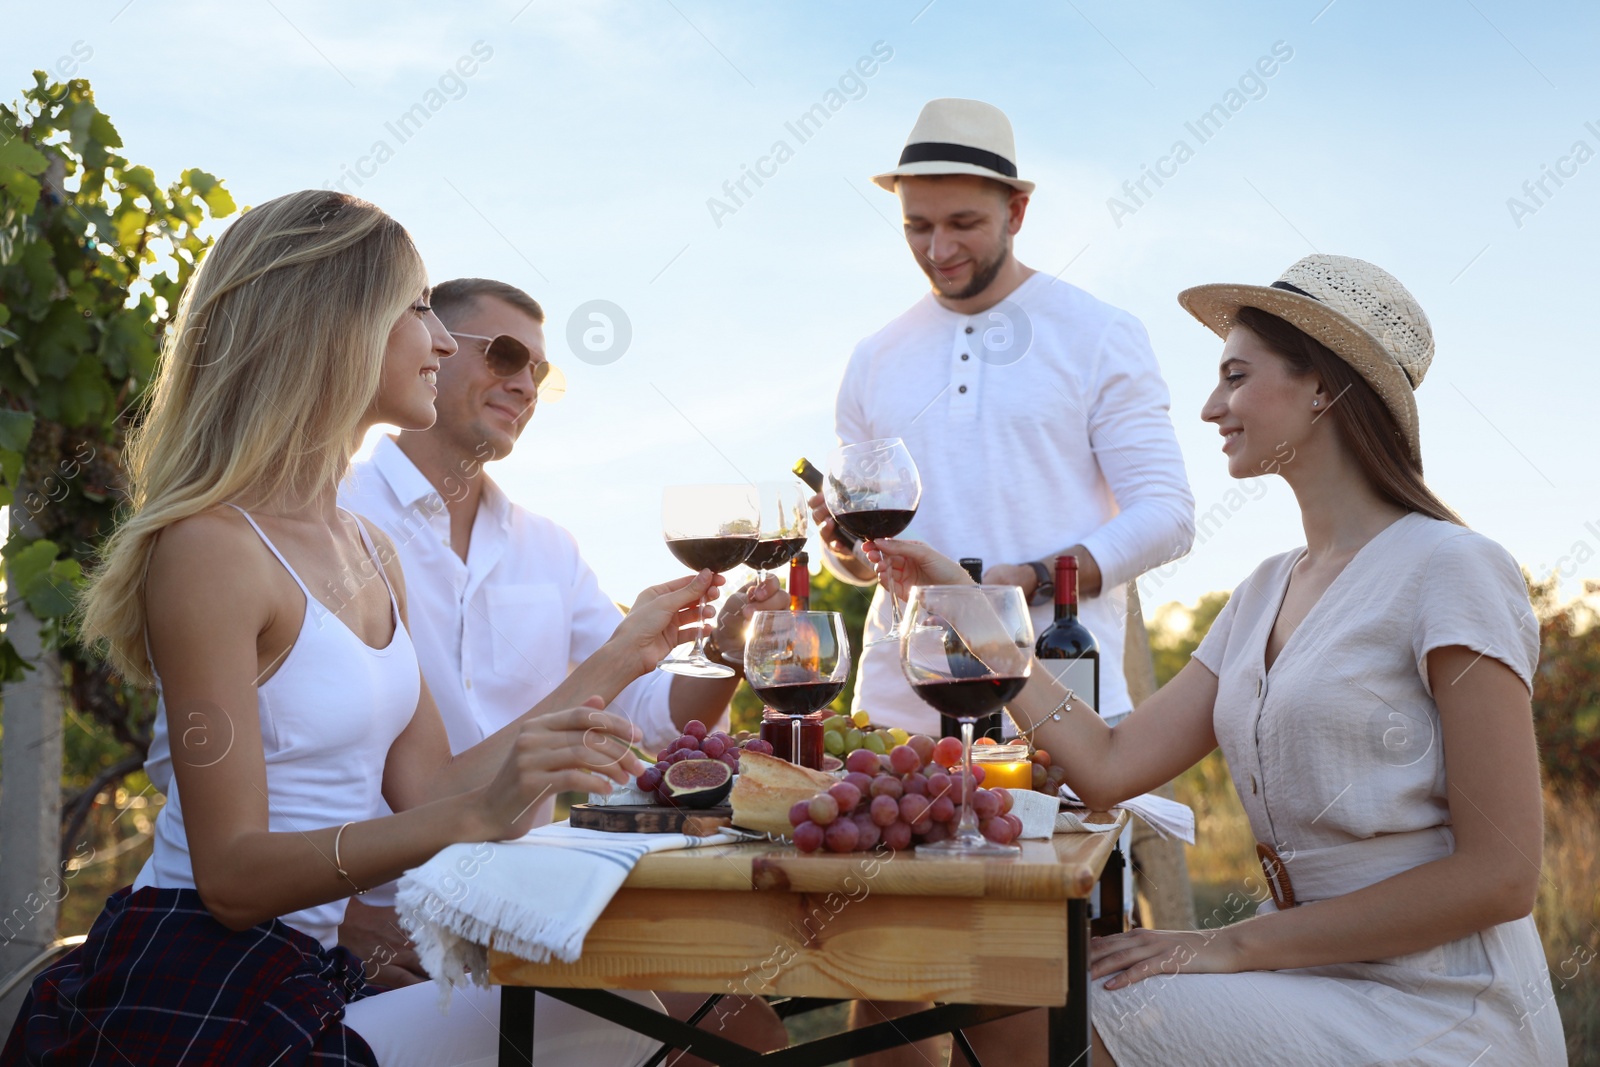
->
xmin=490 ymin=811 xmax=1129 ymax=1066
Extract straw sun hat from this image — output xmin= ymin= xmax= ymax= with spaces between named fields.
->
xmin=871 ymin=98 xmax=1035 ymax=195
xmin=1178 ymin=255 xmax=1433 ymax=466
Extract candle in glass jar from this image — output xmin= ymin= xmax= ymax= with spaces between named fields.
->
xmin=971 ymin=743 xmax=1033 ymax=790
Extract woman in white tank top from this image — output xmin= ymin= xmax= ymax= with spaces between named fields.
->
xmin=3 ymin=191 xmax=724 ymax=1067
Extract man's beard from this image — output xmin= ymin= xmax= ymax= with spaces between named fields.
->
xmin=920 ymin=238 xmax=1010 ymax=301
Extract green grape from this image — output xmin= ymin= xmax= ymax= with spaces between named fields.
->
xmin=862 ymin=733 xmax=888 ymax=755
xmin=824 ymin=730 xmax=846 ymax=756
xmin=845 ymin=728 xmax=866 ymax=751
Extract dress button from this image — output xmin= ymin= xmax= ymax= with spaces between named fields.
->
xmin=960 ymin=353 xmax=970 ymax=361
xmin=958 ymin=385 xmax=968 ymax=394
xmin=964 ymin=326 xmax=974 ymax=334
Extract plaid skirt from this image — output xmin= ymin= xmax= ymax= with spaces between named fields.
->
xmin=2 ymin=886 xmax=378 ymax=1066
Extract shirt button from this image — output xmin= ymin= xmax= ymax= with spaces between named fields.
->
xmin=960 ymin=353 xmax=970 ymax=361
xmin=958 ymin=385 xmax=968 ymax=394
xmin=465 ymin=678 xmax=473 ymax=690
xmin=964 ymin=326 xmax=974 ymax=334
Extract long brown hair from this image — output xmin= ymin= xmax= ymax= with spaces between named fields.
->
xmin=1235 ymin=305 xmax=1464 ymax=527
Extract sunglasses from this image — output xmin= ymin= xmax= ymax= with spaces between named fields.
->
xmin=448 ymin=332 xmax=567 ymax=402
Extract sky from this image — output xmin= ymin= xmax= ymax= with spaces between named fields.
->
xmin=9 ymin=0 xmax=1600 ymax=621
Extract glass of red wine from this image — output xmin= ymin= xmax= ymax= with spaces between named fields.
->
xmin=823 ymin=438 xmax=921 ymax=644
xmin=660 ymin=484 xmax=760 ymax=678
xmin=745 ymin=481 xmax=809 ymax=585
xmin=744 ymin=610 xmax=851 ymax=769
xmin=901 ymin=584 xmax=1034 ymax=858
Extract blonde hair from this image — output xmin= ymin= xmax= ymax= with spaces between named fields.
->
xmin=81 ymin=190 xmax=427 ymax=681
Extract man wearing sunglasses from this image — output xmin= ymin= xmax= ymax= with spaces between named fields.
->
xmin=334 ymin=278 xmax=788 ymax=1042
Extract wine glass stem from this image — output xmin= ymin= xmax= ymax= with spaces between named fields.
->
xmin=958 ymin=719 xmax=980 ymax=839
xmin=690 ymin=588 xmax=712 ymax=659
xmin=873 ymin=539 xmax=906 ymax=634
xmin=790 ymin=716 xmax=803 ymax=768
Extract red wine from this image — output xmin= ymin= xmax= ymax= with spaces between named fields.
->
xmin=744 ymin=536 xmax=807 ymax=572
xmin=788 ymin=551 xmax=810 ymax=611
xmin=793 ymin=457 xmax=857 ymax=551
xmin=912 ymin=676 xmax=1028 ymax=719
xmin=1034 ymin=555 xmax=1099 ymax=708
xmin=943 ymin=559 xmax=1004 ymax=742
xmin=665 ymin=535 xmax=758 ymax=573
xmin=760 ymin=710 xmax=824 ymax=768
xmin=751 ymin=680 xmax=844 ymax=715
xmin=833 ymin=507 xmax=916 ymax=542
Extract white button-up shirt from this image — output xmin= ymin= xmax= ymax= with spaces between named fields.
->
xmin=837 ymin=272 xmax=1195 ymax=732
xmin=340 ymin=436 xmax=678 ymax=757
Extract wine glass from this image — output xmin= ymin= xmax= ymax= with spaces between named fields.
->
xmin=744 ymin=611 xmax=851 ymax=769
xmin=659 ymin=484 xmax=760 ymax=678
xmin=746 ymin=481 xmax=810 ymax=585
xmin=823 ymin=438 xmax=921 ymax=644
xmin=901 ymin=584 xmax=1034 ymax=857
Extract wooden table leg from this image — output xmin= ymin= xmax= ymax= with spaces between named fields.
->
xmin=1050 ymin=898 xmax=1092 ymax=1066
xmin=499 ymin=984 xmax=535 ymax=1066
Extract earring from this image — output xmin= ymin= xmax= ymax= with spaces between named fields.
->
xmin=1312 ymin=400 xmax=1320 ymax=408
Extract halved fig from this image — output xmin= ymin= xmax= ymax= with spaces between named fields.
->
xmin=657 ymin=758 xmax=733 ymax=809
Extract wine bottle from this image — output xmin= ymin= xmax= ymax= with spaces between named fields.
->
xmin=959 ymin=557 xmax=984 ymax=583
xmin=1034 ymin=554 xmax=1100 ymax=710
xmin=788 ymin=551 xmax=810 ymax=612
xmin=792 ymin=457 xmax=858 ymax=551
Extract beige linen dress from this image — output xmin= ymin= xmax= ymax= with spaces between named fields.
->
xmin=1093 ymin=513 xmax=1567 ymax=1065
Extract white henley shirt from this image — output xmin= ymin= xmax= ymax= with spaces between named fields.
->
xmin=836 ymin=271 xmax=1195 ymax=732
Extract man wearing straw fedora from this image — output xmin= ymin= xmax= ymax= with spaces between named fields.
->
xmin=808 ymin=97 xmax=1196 ymax=1066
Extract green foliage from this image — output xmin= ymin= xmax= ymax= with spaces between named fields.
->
xmin=0 ymin=74 xmax=232 ymax=847
xmin=727 ymin=564 xmax=874 ymax=734
xmin=1526 ymin=574 xmax=1600 ymax=796
xmin=1148 ymin=590 xmax=1230 ymax=687
xmin=1 ymin=72 xmax=235 ymax=692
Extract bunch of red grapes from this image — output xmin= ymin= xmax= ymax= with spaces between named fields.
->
xmin=636 ymin=720 xmax=772 ymax=800
xmin=1029 ymin=747 xmax=1071 ymax=795
xmin=790 ymin=734 xmax=1024 ymax=853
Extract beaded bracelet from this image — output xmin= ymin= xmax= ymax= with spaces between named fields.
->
xmin=1007 ymin=688 xmax=1074 ymax=748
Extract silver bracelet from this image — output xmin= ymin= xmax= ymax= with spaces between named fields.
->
xmin=1008 ymin=688 xmax=1074 ymax=748
xmin=333 ymin=821 xmax=366 ymax=896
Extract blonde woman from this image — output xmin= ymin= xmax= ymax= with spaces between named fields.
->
xmin=869 ymin=257 xmax=1566 ymax=1066
xmin=2 ymin=191 xmax=718 ymax=1067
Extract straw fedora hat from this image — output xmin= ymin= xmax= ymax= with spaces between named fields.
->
xmin=871 ymin=98 xmax=1035 ymax=195
xmin=1178 ymin=255 xmax=1433 ymax=466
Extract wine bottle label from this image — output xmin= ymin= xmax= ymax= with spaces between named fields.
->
xmin=1042 ymin=658 xmax=1099 ymax=708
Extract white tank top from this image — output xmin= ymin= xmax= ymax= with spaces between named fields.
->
xmin=135 ymin=505 xmax=421 ymax=948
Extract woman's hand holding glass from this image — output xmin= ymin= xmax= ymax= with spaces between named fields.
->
xmin=863 ymin=538 xmax=974 ymax=599
xmin=610 ymin=571 xmax=723 ymax=677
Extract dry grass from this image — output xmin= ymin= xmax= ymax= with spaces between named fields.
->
xmin=1176 ymin=751 xmax=1600 ymax=1065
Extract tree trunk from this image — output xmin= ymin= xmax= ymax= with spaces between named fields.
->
xmin=0 ymin=508 xmax=66 ymax=1032
xmin=1122 ymin=581 xmax=1197 ymax=930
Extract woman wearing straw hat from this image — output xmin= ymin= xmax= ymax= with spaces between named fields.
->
xmin=868 ymin=255 xmax=1567 ymax=1065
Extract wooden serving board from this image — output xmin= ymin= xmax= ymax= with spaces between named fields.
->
xmin=568 ymin=803 xmax=733 ymax=837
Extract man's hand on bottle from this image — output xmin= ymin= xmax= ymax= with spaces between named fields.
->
xmin=805 ymin=492 xmax=850 ymax=555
